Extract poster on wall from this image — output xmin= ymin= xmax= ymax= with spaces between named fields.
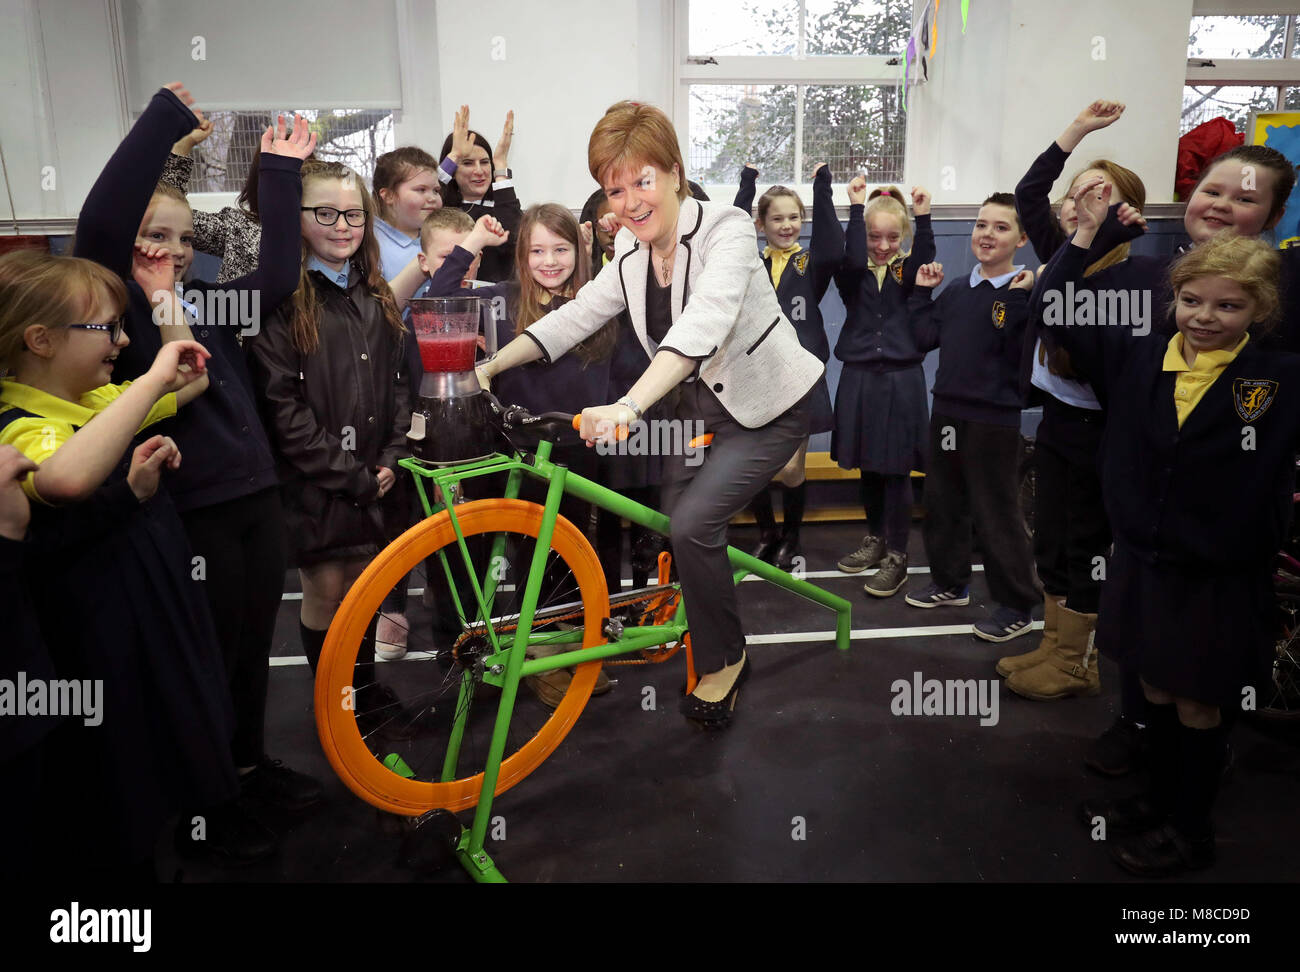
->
xmin=1250 ymin=110 xmax=1300 ymax=249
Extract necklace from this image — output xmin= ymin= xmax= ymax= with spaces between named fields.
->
xmin=654 ymin=247 xmax=675 ymax=286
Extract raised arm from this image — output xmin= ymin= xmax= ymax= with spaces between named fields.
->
xmin=908 ymin=262 xmax=945 ymax=353
xmin=733 ymin=164 xmax=758 ymax=214
xmin=210 ymin=114 xmax=315 ymax=318
xmin=74 ymin=84 xmax=201 ymax=279
xmin=899 ymin=186 xmax=935 ymax=293
xmin=809 ymin=163 xmax=844 ymax=298
xmin=161 ymin=120 xmax=230 ymax=257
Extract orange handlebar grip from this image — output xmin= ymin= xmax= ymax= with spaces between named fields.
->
xmin=573 ymin=414 xmax=630 ymax=440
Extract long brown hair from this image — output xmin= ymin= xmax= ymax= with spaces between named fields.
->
xmin=287 ymin=161 xmax=406 ymax=354
xmin=513 ymin=203 xmax=616 ymax=364
xmin=1060 ymin=159 xmax=1146 ymax=277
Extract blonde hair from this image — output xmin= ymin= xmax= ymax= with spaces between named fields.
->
xmin=0 ymin=251 xmax=127 ymax=375
xmin=288 ymin=161 xmax=405 ymax=354
xmin=1168 ymin=234 xmax=1281 ymax=333
xmin=150 ymin=182 xmax=190 ymax=208
xmin=588 ymin=102 xmax=688 ymax=201
xmin=865 ymin=185 xmax=914 ymax=256
xmin=419 ymin=207 xmax=475 ymax=252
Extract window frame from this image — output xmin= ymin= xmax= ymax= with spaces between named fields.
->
xmin=672 ymin=0 xmax=914 ymax=204
xmin=1184 ymin=10 xmax=1300 ymax=124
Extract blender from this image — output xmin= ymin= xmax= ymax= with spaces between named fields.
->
xmin=407 ymin=296 xmax=496 ymax=464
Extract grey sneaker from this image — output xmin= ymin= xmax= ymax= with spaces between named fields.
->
xmin=837 ymin=535 xmax=886 ymax=574
xmin=863 ymin=551 xmax=908 ymax=597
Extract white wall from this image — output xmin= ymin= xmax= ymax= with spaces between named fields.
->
xmin=427 ymin=0 xmax=672 ymax=210
xmin=0 ymin=0 xmax=1205 ymax=229
xmin=908 ymin=0 xmax=1195 ymax=206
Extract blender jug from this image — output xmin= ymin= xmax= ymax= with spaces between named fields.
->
xmin=407 ymin=296 xmax=495 ymax=464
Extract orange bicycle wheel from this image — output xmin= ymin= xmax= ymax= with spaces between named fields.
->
xmin=316 ymin=499 xmax=609 ymax=815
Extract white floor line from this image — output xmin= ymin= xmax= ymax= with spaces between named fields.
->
xmin=278 ymin=564 xmax=986 ymax=599
xmin=270 ymin=619 xmax=1042 ymax=666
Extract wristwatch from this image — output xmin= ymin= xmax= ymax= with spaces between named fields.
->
xmin=494 ymin=168 xmax=512 ymax=179
xmin=616 ymin=396 xmax=643 ymax=420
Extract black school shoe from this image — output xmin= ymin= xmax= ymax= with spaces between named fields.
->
xmin=1078 ymin=792 xmax=1165 ymax=835
xmin=240 ymin=757 xmax=323 ymax=813
xmin=174 ymin=800 xmax=277 ymax=865
xmin=1085 ymin=716 xmax=1147 ymax=776
xmin=1111 ymin=822 xmax=1215 ymax=877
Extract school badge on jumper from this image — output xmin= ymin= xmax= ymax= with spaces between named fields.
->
xmin=793 ymin=252 xmax=810 ymax=276
xmin=892 ymin=262 xmax=904 ymax=284
xmin=991 ymin=300 xmax=1007 ymax=329
xmin=1233 ymin=379 xmax=1278 ymax=423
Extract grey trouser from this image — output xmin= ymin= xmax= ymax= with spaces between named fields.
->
xmin=661 ymin=381 xmax=808 ymax=671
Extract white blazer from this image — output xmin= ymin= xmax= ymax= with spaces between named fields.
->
xmin=524 ymin=197 xmax=824 ymax=428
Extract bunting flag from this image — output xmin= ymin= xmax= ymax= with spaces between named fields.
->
xmin=962 ymin=0 xmax=969 ymax=34
xmin=930 ymin=0 xmax=939 ymax=57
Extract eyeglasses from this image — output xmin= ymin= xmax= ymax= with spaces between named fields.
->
xmin=302 ymin=206 xmax=367 ymax=227
xmin=67 ymin=317 xmax=126 ymax=342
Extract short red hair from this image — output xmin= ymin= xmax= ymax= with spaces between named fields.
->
xmin=588 ymin=101 xmax=688 ymax=202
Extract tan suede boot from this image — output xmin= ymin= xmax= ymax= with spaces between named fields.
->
xmin=996 ymin=595 xmax=1062 ymax=677
xmin=1006 ymin=603 xmax=1100 ymax=700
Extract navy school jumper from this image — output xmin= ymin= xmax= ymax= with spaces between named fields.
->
xmin=73 ymin=86 xmax=303 ymax=514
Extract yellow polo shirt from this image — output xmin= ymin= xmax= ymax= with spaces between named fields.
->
xmin=868 ymin=253 xmax=903 ymax=290
xmin=763 ymin=242 xmax=802 ymax=290
xmin=1161 ymin=332 xmax=1249 ymax=428
xmin=0 ymin=380 xmax=177 ymax=502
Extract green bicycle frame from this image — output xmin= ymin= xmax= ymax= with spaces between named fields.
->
xmin=395 ymin=440 xmax=852 ymax=882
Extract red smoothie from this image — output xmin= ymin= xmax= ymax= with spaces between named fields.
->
xmin=417 ymin=333 xmax=478 ymax=373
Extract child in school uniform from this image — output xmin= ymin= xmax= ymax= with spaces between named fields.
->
xmin=0 ymin=247 xmax=232 ymax=880
xmin=0 ymin=445 xmax=61 ymax=879
xmin=1001 ymin=99 xmax=1142 ymax=702
xmin=734 ymin=163 xmax=841 ymax=571
xmin=1040 ymin=145 xmax=1298 ymax=776
xmin=436 ymin=105 xmax=521 ymax=283
xmin=1054 ymin=223 xmax=1300 ymax=876
xmin=373 ymin=146 xmax=442 ymax=280
xmin=74 ymin=87 xmax=323 ymax=855
xmin=417 ymin=205 xmax=619 ymax=708
xmin=905 ymin=193 xmax=1042 ymax=640
xmin=249 ymin=159 xmax=413 ymax=741
xmin=832 ymin=178 xmax=935 ymax=598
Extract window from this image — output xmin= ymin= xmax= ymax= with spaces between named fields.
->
xmin=1182 ymin=13 xmax=1300 ymax=134
xmin=679 ymin=0 xmax=911 ymax=189
xmin=174 ymin=109 xmax=395 ymax=194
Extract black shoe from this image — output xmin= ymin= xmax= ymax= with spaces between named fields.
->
xmin=175 ymin=800 xmax=277 ymax=865
xmin=752 ymin=530 xmax=781 ymax=564
xmin=1111 ymin=822 xmax=1215 ymax=877
xmin=1085 ymin=716 xmax=1147 ymax=777
xmin=1078 ymin=792 xmax=1166 ymax=835
xmin=773 ymin=536 xmax=800 ymax=571
xmin=240 ymin=757 xmax=323 ymax=813
xmin=680 ymin=654 xmax=750 ymax=729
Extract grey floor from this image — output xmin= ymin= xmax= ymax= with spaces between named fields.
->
xmin=157 ymin=521 xmax=1300 ymax=884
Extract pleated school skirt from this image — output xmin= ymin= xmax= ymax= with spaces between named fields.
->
xmin=830 ymin=362 xmax=928 ymax=475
